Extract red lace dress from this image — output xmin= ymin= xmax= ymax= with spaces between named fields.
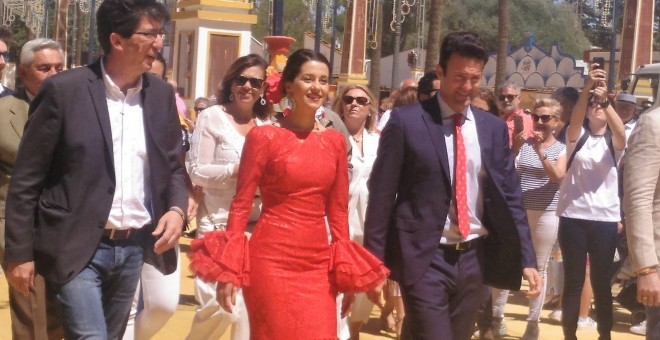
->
xmin=190 ymin=125 xmax=389 ymax=340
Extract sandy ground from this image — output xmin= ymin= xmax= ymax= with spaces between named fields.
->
xmin=0 ymin=236 xmax=643 ymax=339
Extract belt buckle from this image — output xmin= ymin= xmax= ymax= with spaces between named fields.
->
xmin=455 ymin=242 xmax=462 ymax=251
xmin=108 ymin=228 xmax=130 ymax=240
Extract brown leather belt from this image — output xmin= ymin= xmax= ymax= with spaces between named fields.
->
xmin=439 ymin=238 xmax=480 ymax=252
xmin=103 ymin=228 xmax=138 ymax=240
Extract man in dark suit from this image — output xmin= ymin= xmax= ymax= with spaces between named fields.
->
xmin=364 ymin=31 xmax=540 ymax=340
xmin=3 ymin=0 xmax=188 ymax=337
xmin=0 ymin=37 xmax=65 ymax=340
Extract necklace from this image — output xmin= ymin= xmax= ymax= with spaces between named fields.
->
xmin=352 ymin=135 xmax=362 ymax=143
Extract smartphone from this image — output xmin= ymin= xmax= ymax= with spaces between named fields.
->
xmin=593 ymin=57 xmax=605 ymax=70
xmin=513 ymin=115 xmax=524 ymax=135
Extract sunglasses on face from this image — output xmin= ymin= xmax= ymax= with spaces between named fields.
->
xmin=342 ymin=95 xmax=370 ymax=106
xmin=0 ymin=51 xmax=10 ymax=60
xmin=234 ymin=75 xmax=264 ymax=88
xmin=498 ymin=94 xmax=518 ymax=102
xmin=194 ymin=107 xmax=205 ymax=112
xmin=588 ymin=101 xmax=604 ymax=108
xmin=531 ymin=114 xmax=555 ymax=123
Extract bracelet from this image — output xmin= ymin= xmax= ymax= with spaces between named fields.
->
xmin=637 ymin=267 xmax=658 ymax=276
xmin=169 ymin=206 xmax=186 ymax=222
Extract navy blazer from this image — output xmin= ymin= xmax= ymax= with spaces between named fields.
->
xmin=4 ymin=62 xmax=188 ymax=284
xmin=364 ymin=96 xmax=537 ymax=290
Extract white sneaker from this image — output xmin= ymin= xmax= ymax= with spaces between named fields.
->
xmin=492 ymin=317 xmax=507 ymax=337
xmin=549 ymin=309 xmax=562 ymax=323
xmin=577 ymin=316 xmax=597 ymax=330
xmin=630 ymin=320 xmax=647 ymax=335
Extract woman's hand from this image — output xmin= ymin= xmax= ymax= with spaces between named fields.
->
xmin=531 ymin=131 xmax=544 ymax=153
xmin=341 ymin=291 xmax=356 ymax=318
xmin=587 ymin=65 xmax=607 ymax=89
xmin=217 ymin=282 xmax=237 ymax=313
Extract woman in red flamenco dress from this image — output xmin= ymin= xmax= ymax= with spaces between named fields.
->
xmin=189 ymin=49 xmax=389 ymax=339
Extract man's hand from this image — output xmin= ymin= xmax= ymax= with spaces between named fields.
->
xmin=6 ymin=261 xmax=35 ymax=296
xmin=637 ymin=272 xmax=660 ymax=307
xmin=341 ymin=291 xmax=355 ymax=318
xmin=366 ymin=279 xmax=386 ymax=308
xmin=522 ymin=267 xmax=542 ymax=298
xmin=153 ymin=210 xmax=184 ymax=254
xmin=217 ymin=282 xmax=237 ymax=313
xmin=511 ymin=131 xmax=526 ymax=155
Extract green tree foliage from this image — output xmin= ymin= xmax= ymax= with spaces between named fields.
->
xmin=438 ymin=0 xmax=590 ymax=57
xmin=252 ymin=0 xmax=346 ymax=52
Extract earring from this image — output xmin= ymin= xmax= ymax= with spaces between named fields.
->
xmin=229 ymin=93 xmax=235 ymax=101
xmin=281 ymin=98 xmax=294 ymax=117
xmin=260 ymin=95 xmax=266 ymax=106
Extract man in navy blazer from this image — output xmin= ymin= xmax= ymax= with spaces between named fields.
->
xmin=3 ymin=0 xmax=187 ymax=337
xmin=364 ymin=31 xmax=540 ymax=340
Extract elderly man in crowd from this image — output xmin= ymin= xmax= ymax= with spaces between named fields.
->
xmin=0 ymin=37 xmax=64 ymax=340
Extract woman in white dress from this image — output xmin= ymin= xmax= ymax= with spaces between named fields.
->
xmin=332 ymin=84 xmax=380 ymax=340
xmin=185 ymin=54 xmax=270 ymax=340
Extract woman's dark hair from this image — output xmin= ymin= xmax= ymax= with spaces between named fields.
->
xmin=439 ymin=31 xmax=489 ymax=74
xmin=217 ymin=54 xmax=268 ymax=120
xmin=476 ymin=88 xmax=499 ymax=116
xmin=280 ymin=49 xmax=330 ymax=96
xmin=97 ymin=0 xmax=170 ymax=54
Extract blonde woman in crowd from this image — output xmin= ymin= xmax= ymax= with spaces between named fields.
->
xmin=332 ymin=84 xmax=380 ymax=340
xmin=516 ymin=99 xmax=567 ymax=339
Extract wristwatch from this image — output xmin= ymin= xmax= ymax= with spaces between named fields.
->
xmin=541 ymin=153 xmax=548 ymax=161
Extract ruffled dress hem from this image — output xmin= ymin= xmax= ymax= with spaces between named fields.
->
xmin=188 ymin=230 xmax=250 ymax=287
xmin=329 ymin=239 xmax=390 ymax=292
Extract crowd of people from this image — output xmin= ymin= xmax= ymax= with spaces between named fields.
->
xmin=0 ymin=0 xmax=659 ymax=339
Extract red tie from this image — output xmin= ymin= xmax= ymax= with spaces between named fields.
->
xmin=453 ymin=114 xmax=470 ymax=239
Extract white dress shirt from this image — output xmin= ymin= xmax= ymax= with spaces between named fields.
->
xmin=101 ymin=61 xmax=152 ymax=230
xmin=437 ymin=96 xmax=488 ymax=244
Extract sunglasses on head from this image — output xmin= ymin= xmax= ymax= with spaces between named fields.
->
xmin=498 ymin=94 xmax=518 ymax=102
xmin=531 ymin=114 xmax=554 ymax=123
xmin=234 ymin=75 xmax=264 ymax=88
xmin=342 ymin=95 xmax=370 ymax=106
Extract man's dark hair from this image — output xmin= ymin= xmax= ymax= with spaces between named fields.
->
xmin=438 ymin=31 xmax=489 ymax=74
xmin=417 ymin=71 xmax=438 ymax=97
xmin=96 ymin=0 xmax=170 ymax=54
xmin=0 ymin=26 xmax=12 ymax=47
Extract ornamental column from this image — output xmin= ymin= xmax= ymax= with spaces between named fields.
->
xmin=171 ymin=0 xmax=257 ymax=103
xmin=618 ymin=0 xmax=655 ymax=80
xmin=336 ymin=0 xmax=368 ymax=87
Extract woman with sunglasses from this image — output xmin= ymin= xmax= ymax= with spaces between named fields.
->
xmin=186 ymin=54 xmax=270 ymax=340
xmin=556 ymin=66 xmax=625 ymax=340
xmin=514 ymin=98 xmax=567 ymax=339
xmin=331 ymin=85 xmax=380 ymax=339
xmin=189 ymin=49 xmax=388 ymax=339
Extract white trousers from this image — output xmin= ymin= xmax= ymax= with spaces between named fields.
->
xmin=491 ymin=209 xmax=558 ymax=321
xmin=123 ymin=245 xmax=181 ymax=340
xmin=185 ymin=221 xmax=249 ymax=340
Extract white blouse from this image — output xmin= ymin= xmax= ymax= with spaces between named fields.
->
xmin=188 ymin=105 xmax=268 ymax=226
xmin=348 ymin=130 xmax=379 ymax=245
